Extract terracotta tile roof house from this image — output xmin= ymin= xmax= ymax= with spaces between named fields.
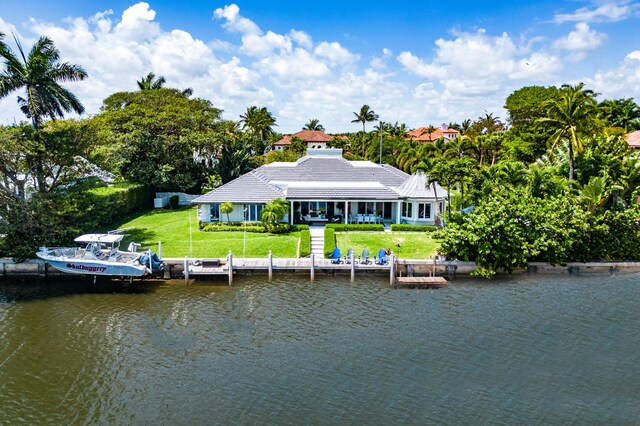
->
xmin=274 ymin=130 xmax=334 ymax=151
xmin=406 ymin=124 xmax=459 ymax=143
xmin=192 ymin=149 xmax=448 ymax=226
xmin=625 ymin=130 xmax=640 ymax=149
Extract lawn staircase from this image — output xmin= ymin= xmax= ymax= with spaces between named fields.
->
xmin=309 ymin=226 xmax=325 ymax=257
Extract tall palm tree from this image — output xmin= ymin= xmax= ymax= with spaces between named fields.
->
xmin=0 ymin=33 xmax=87 ymax=129
xmin=239 ymin=106 xmax=277 ymax=142
xmin=351 ymin=104 xmax=378 ymax=133
xmin=303 ymin=118 xmax=324 ymax=131
xmin=537 ymin=82 xmax=598 ymax=182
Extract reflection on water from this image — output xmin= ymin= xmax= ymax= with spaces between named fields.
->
xmin=1 ymin=273 xmax=640 ymax=424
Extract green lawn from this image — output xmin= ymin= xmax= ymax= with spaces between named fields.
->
xmin=107 ymin=207 xmax=301 ymax=258
xmin=336 ymin=232 xmax=440 ymax=259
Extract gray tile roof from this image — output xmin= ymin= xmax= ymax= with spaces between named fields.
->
xmin=192 ymin=153 xmax=440 ymax=205
xmin=192 ymin=172 xmax=284 ymax=204
xmin=396 ymin=171 xmax=449 ymax=198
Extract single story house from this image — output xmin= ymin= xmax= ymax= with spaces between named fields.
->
xmin=406 ymin=124 xmax=459 ymax=143
xmin=274 ymin=130 xmax=334 ymax=151
xmin=192 ymin=149 xmax=448 ymax=226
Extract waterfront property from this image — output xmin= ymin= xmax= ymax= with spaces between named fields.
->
xmin=192 ymin=149 xmax=448 ymax=226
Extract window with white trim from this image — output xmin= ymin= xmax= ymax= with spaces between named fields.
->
xmin=402 ymin=202 xmax=412 ymax=218
xmin=418 ymin=203 xmax=432 ymax=219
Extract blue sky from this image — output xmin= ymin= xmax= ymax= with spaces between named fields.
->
xmin=1 ymin=1 xmax=640 ymax=132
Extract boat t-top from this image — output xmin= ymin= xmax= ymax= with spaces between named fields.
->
xmin=36 ymin=232 xmax=164 ymax=277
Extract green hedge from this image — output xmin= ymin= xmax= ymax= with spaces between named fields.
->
xmin=73 ymin=183 xmax=150 ymax=230
xmin=325 ymin=224 xmax=384 ymax=232
xmin=299 ymin=229 xmax=311 ymax=257
xmin=390 ymin=224 xmax=436 ymax=232
xmin=200 ymin=221 xmax=304 ymax=234
xmin=324 ymin=227 xmax=336 ymax=257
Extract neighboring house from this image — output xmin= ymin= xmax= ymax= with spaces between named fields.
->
xmin=625 ymin=130 xmax=640 ymax=149
xmin=274 ymin=130 xmax=334 ymax=151
xmin=192 ymin=149 xmax=447 ymax=225
xmin=406 ymin=124 xmax=459 ymax=143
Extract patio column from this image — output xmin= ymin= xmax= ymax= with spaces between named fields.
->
xmin=344 ymin=201 xmax=348 ymax=224
xmin=290 ymin=200 xmax=294 ymax=225
xmin=396 ymin=201 xmax=402 ymax=224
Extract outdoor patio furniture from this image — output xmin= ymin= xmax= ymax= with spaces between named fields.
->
xmin=345 ymin=248 xmax=355 ymax=263
xmin=357 ymin=214 xmax=364 ymax=224
xmin=360 ymin=248 xmax=371 ymax=264
xmin=374 ymin=248 xmax=388 ymax=265
xmin=329 ymin=247 xmax=342 ymax=264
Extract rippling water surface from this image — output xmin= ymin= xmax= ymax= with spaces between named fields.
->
xmin=1 ymin=273 xmax=640 ymax=424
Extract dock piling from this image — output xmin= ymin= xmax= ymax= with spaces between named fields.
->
xmin=389 ymin=252 xmax=395 ymax=285
xmin=268 ymin=250 xmax=273 ymax=281
xmin=228 ymin=251 xmax=233 ymax=285
xmin=310 ymin=253 xmax=315 ymax=282
xmin=350 ymin=252 xmax=355 ymax=282
xmin=184 ymin=257 xmax=189 ymax=282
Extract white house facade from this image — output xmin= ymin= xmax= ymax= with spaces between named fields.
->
xmin=192 ymin=149 xmax=448 ymax=226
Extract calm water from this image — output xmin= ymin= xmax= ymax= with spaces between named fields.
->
xmin=1 ymin=273 xmax=639 ymax=424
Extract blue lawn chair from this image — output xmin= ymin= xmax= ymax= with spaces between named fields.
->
xmin=375 ymin=248 xmax=388 ymax=265
xmin=329 ymin=247 xmax=342 ymax=264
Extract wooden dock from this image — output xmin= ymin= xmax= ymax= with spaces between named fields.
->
xmin=394 ymin=276 xmax=448 ymax=289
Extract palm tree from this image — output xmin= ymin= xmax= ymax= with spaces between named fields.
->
xmin=137 ymin=72 xmax=166 ymax=90
xmin=0 ymin=33 xmax=87 ymax=192
xmin=0 ymin=33 xmax=87 ymax=129
xmin=537 ymin=82 xmax=598 ymax=182
xmin=351 ymin=104 xmax=378 ymax=133
xmin=303 ymin=119 xmax=324 ymax=131
xmin=239 ymin=106 xmax=277 ymax=143
xmin=137 ymin=71 xmax=193 ymax=96
xmin=220 ymin=202 xmax=233 ymax=223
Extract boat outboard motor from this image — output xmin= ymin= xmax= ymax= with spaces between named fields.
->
xmin=138 ymin=251 xmax=165 ymax=271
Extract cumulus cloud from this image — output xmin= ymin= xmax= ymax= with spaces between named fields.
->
xmin=584 ymin=50 xmax=640 ymax=99
xmin=554 ymin=22 xmax=606 ymax=51
xmin=314 ymin=41 xmax=359 ymax=66
xmin=554 ymin=1 xmax=634 ymax=24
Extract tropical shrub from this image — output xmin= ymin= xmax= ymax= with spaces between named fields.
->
xmin=324 ymin=227 xmax=336 ymax=257
xmin=439 ymin=191 xmax=588 ymax=278
xmin=168 ymin=195 xmax=179 ymax=209
xmin=299 ymin=229 xmax=311 ymax=257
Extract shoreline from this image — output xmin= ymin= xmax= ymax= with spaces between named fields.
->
xmin=2 ymin=257 xmax=640 ymax=281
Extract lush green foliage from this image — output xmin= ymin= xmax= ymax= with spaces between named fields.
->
xmin=0 ymin=183 xmax=149 ymax=260
xmin=324 ymin=227 xmax=336 ymax=257
xmin=299 ymin=229 xmax=311 ymax=257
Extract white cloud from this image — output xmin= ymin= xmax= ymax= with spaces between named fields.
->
xmin=314 ymin=41 xmax=359 ymax=66
xmin=554 ymin=1 xmax=634 ymax=24
xmin=213 ymin=4 xmax=260 ymax=35
xmin=554 ymin=23 xmax=606 ymax=51
xmin=584 ymin=50 xmax=640 ymax=99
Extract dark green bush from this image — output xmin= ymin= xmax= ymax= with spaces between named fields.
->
xmin=325 ymin=224 xmax=384 ymax=232
xmin=200 ymin=221 xmax=298 ymax=234
xmin=299 ymin=229 xmax=311 ymax=257
xmin=0 ymin=183 xmax=151 ymax=260
xmin=390 ymin=224 xmax=436 ymax=232
xmin=168 ymin=195 xmax=179 ymax=209
xmin=324 ymin=227 xmax=336 ymax=257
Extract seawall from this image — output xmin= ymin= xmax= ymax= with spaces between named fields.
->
xmin=3 ymin=257 xmax=640 ymax=280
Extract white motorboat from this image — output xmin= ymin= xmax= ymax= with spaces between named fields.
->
xmin=36 ymin=233 xmax=163 ymax=277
